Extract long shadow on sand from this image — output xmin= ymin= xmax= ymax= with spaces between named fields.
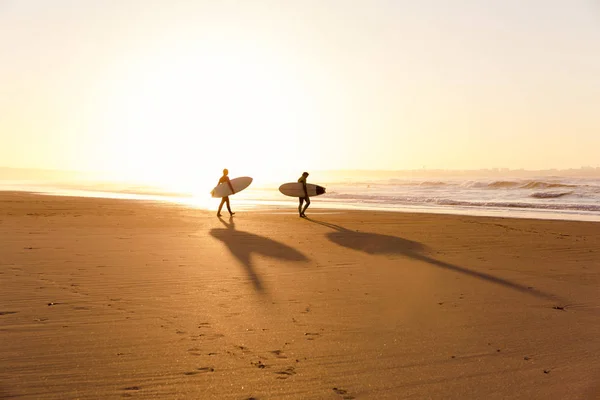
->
xmin=306 ymin=218 xmax=560 ymax=301
xmin=210 ymin=217 xmax=309 ymax=293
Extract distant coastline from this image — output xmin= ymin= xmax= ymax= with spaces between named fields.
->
xmin=2 ymin=166 xmax=600 ymax=183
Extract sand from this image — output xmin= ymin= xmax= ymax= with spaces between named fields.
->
xmin=1 ymin=192 xmax=599 ymax=399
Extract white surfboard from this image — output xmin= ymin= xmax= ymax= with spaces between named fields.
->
xmin=211 ymin=177 xmax=253 ymax=198
xmin=279 ymin=182 xmax=326 ymax=198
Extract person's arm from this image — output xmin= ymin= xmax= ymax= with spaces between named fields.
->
xmin=227 ymin=178 xmax=235 ymax=194
xmin=302 ymin=181 xmax=308 ymax=198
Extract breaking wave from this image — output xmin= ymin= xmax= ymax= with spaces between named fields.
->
xmin=325 ymin=193 xmax=600 ymax=212
xmin=486 ymin=181 xmax=521 ymax=188
xmin=345 ymin=179 xmax=598 ymax=192
xmin=530 ymin=191 xmax=573 ymax=199
xmin=481 ymin=180 xmax=579 ymax=190
xmin=521 ymin=181 xmax=578 ymax=189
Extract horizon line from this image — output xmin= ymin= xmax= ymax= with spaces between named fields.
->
xmin=2 ymin=166 xmax=600 ymax=174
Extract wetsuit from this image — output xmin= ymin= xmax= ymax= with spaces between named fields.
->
xmin=298 ymin=175 xmax=310 ymax=217
xmin=217 ymin=175 xmax=234 ymax=216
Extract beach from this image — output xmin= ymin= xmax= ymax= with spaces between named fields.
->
xmin=1 ymin=191 xmax=599 ymax=399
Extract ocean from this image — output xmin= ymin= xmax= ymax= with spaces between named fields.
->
xmin=2 ymin=174 xmax=600 ymax=222
xmin=317 ymin=176 xmax=600 ymax=221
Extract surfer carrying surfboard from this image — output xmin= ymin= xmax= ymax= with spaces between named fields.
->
xmin=298 ymin=172 xmax=310 ymax=217
xmin=217 ymin=169 xmax=235 ymax=217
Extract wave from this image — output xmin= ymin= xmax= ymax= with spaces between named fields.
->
xmin=435 ymin=200 xmax=600 ymax=212
xmin=530 ymin=191 xmax=573 ymax=199
xmin=469 ymin=180 xmax=582 ymax=190
xmin=486 ymin=180 xmax=522 ymax=188
xmin=325 ymin=193 xmax=600 ymax=212
xmin=333 ymin=178 xmax=600 ymax=192
xmin=418 ymin=181 xmax=451 ymax=187
xmin=436 ymin=200 xmax=600 ymax=212
xmin=380 ymin=179 xmax=588 ymax=190
xmin=368 ymin=179 xmax=455 ymax=187
xmin=521 ymin=181 xmax=577 ymax=189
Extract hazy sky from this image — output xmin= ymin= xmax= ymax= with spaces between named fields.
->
xmin=1 ymin=0 xmax=599 ymax=186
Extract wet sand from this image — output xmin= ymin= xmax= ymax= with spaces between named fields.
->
xmin=1 ymin=192 xmax=599 ymax=399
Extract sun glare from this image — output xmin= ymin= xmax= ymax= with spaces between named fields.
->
xmin=92 ymin=40 xmax=320 ymax=193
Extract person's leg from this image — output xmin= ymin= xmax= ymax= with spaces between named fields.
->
xmin=302 ymin=197 xmax=310 ymax=216
xmin=217 ymin=197 xmax=226 ymax=216
xmin=298 ymin=198 xmax=304 ymax=216
xmin=225 ymin=197 xmax=234 ymax=215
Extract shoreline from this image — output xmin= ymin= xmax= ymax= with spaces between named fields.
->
xmin=2 ymin=188 xmax=600 ymax=223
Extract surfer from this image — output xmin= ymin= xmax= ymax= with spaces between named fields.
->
xmin=217 ymin=169 xmax=235 ymax=217
xmin=298 ymin=171 xmax=310 ymax=217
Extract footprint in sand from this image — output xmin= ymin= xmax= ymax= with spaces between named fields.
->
xmin=251 ymin=360 xmax=267 ymax=369
xmin=190 ymin=333 xmax=225 ymax=341
xmin=332 ymin=387 xmax=355 ymax=399
xmin=184 ymin=367 xmax=214 ymax=375
xmin=187 ymin=347 xmax=203 ymax=356
xmin=270 ymin=350 xmax=287 ymax=359
xmin=274 ymin=367 xmax=296 ymax=379
xmin=184 ymin=371 xmax=200 ymax=376
xmin=234 ymin=345 xmax=252 ymax=355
